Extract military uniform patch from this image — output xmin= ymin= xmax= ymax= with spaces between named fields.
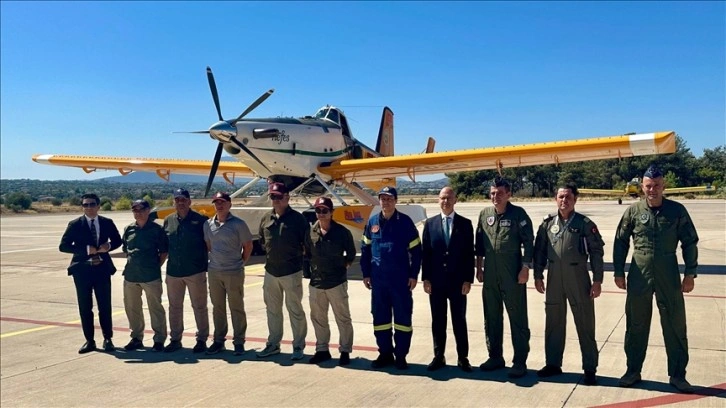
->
xmin=550 ymin=224 xmax=560 ymax=234
xmin=639 ymin=213 xmax=649 ymax=224
xmin=500 ymin=219 xmax=511 ymax=227
xmin=371 ymin=225 xmax=380 ymax=233
xmin=520 ymin=220 xmax=527 ymax=227
xmin=487 ymin=216 xmax=495 ymax=226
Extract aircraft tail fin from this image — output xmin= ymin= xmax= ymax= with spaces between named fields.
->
xmin=375 ymin=107 xmax=394 ymax=156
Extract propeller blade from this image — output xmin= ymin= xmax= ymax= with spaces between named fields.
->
xmin=230 ymin=137 xmax=271 ymax=173
xmin=234 ymin=89 xmax=275 ymax=122
xmin=172 ymin=131 xmax=210 ymax=134
xmin=206 ymin=67 xmax=224 ymax=122
xmin=205 ymin=142 xmax=224 ymax=197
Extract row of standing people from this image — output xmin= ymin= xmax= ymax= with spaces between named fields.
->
xmin=359 ymin=165 xmax=699 ymax=395
xmin=59 ymin=165 xmax=699 ymax=394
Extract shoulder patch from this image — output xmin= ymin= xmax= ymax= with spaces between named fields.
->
xmin=583 ymin=216 xmax=591 ymax=223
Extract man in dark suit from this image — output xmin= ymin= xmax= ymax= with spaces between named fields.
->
xmin=421 ymin=186 xmax=475 ymax=372
xmin=59 ymin=193 xmax=122 ymax=354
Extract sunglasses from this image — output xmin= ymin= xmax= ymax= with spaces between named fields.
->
xmin=314 ymin=208 xmax=330 ymax=214
xmin=270 ymin=195 xmax=286 ymax=201
xmin=131 ymin=208 xmax=148 ymax=213
xmin=81 ymin=202 xmax=98 ymax=208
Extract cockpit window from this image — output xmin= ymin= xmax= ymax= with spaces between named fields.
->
xmin=315 ymin=107 xmax=340 ymax=126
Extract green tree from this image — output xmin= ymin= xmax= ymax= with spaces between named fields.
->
xmin=4 ymin=192 xmax=32 ymax=210
xmin=116 ymin=197 xmax=132 ymax=210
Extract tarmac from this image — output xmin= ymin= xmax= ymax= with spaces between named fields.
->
xmin=1 ymin=199 xmax=724 ymax=407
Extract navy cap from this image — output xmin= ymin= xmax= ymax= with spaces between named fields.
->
xmin=378 ymin=186 xmax=398 ymax=200
xmin=173 ymin=188 xmax=190 ymax=199
xmin=211 ymin=192 xmax=231 ymax=203
xmin=643 ymin=165 xmax=663 ymax=179
xmin=131 ymin=199 xmax=150 ymax=210
xmin=314 ymin=196 xmax=333 ymax=210
xmin=269 ymin=182 xmax=288 ymax=197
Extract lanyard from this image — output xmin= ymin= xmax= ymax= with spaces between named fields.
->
xmin=551 ymin=215 xmax=574 ymax=243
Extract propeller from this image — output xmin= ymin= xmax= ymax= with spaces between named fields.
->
xmin=203 ymin=67 xmax=274 ymax=197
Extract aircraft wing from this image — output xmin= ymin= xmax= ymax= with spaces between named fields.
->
xmin=31 ymin=154 xmax=255 ymax=182
xmin=664 ymin=186 xmax=713 ymax=194
xmin=318 ymin=131 xmax=676 ymax=182
xmin=578 ymin=188 xmax=623 ymax=196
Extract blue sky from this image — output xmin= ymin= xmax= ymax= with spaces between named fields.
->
xmin=1 ymin=1 xmax=724 ymax=181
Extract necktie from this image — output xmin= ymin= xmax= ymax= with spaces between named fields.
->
xmin=90 ymin=219 xmax=101 ymax=265
xmin=444 ymin=216 xmax=451 ymax=246
xmin=90 ymin=218 xmax=98 ymax=246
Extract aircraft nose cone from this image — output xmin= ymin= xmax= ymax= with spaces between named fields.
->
xmin=209 ymin=121 xmax=236 ymax=143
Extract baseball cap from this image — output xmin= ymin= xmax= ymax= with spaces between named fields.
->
xmin=173 ymin=188 xmax=190 ymax=199
xmin=378 ymin=186 xmax=398 ymax=200
xmin=211 ymin=192 xmax=231 ymax=203
xmin=131 ymin=199 xmax=150 ymax=210
xmin=313 ymin=196 xmax=333 ymax=210
xmin=269 ymin=182 xmax=288 ymax=197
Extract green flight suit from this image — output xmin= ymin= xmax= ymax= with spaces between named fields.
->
xmin=476 ymin=202 xmax=534 ymax=365
xmin=534 ymin=212 xmax=604 ymax=372
xmin=613 ymin=198 xmax=699 ymax=378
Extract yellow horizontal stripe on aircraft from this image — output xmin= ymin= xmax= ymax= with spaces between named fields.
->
xmin=665 ymin=186 xmax=711 ymax=194
xmin=579 ymin=188 xmax=623 ymax=195
xmin=318 ymin=131 xmax=676 ymax=181
xmin=32 ymin=154 xmax=254 ymax=177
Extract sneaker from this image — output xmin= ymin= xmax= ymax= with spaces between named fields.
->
xmin=395 ymin=356 xmax=409 ymax=370
xmin=479 ymin=357 xmax=506 ymax=371
xmin=536 ymin=365 xmax=563 ymax=378
xmin=233 ymin=344 xmax=246 ymax=356
xmin=309 ymin=351 xmax=332 ymax=364
xmin=618 ymin=371 xmax=642 ymax=388
xmin=256 ymin=344 xmax=281 ymax=358
xmin=206 ymin=341 xmax=226 ymax=355
xmin=124 ymin=338 xmax=144 ymax=351
xmin=192 ymin=340 xmax=207 ymax=353
xmin=291 ymin=348 xmax=304 ymax=361
xmin=339 ymin=352 xmax=351 ymax=366
xmin=151 ymin=342 xmax=164 ymax=352
xmin=669 ymin=376 xmax=695 ymax=394
xmin=371 ymin=353 xmax=395 ymax=369
xmin=583 ymin=370 xmax=597 ymax=386
xmin=163 ymin=340 xmax=182 ymax=353
xmin=508 ymin=363 xmax=527 ymax=378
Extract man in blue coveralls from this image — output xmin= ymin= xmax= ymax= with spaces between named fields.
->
xmin=361 ymin=186 xmax=422 ymax=370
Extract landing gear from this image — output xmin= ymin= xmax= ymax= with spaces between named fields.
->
xmin=618 ymin=198 xmax=622 ymax=205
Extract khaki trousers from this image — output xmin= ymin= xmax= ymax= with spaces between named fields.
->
xmin=309 ymin=282 xmax=354 ymax=353
xmin=208 ymin=272 xmax=246 ymax=345
xmin=166 ymin=273 xmax=209 ymax=342
xmin=123 ymin=279 xmax=167 ymax=343
xmin=263 ymin=271 xmax=307 ymax=350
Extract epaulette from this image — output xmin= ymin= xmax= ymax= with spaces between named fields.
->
xmin=583 ymin=216 xmax=592 ymax=223
xmin=543 ymin=213 xmax=556 ymax=222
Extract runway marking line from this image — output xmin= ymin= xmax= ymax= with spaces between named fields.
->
xmin=0 ymin=279 xmax=263 ymax=339
xmin=0 ymin=316 xmax=379 ymax=352
xmin=589 ymin=382 xmax=726 ymax=407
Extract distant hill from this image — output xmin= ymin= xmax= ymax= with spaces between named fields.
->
xmin=98 ymin=172 xmax=448 ymax=190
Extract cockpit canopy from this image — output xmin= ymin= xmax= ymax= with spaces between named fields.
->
xmin=314 ymin=106 xmax=352 ymax=138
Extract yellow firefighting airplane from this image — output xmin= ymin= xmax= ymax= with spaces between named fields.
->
xmin=580 ymin=177 xmax=713 ymax=204
xmin=33 ymin=67 xmax=677 ymax=239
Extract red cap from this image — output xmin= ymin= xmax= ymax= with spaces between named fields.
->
xmin=313 ymin=196 xmax=333 ymax=210
xmin=211 ymin=192 xmax=231 ymax=202
xmin=269 ymin=182 xmax=288 ymax=197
